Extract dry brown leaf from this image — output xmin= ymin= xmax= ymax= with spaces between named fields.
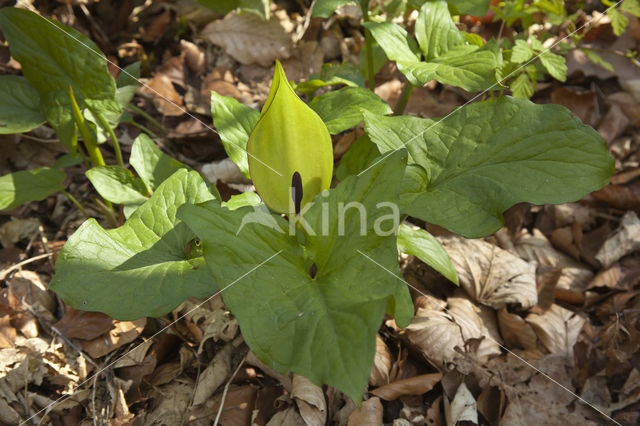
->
xmin=596 ymin=211 xmax=640 ymax=268
xmin=0 ymin=397 xmax=20 ymax=424
xmin=447 ymin=294 xmax=502 ymax=362
xmin=609 ymin=91 xmax=640 ymax=125
xmin=201 ymin=12 xmax=292 ymax=66
xmin=369 ymin=334 xmax=392 ymax=387
xmin=7 ymin=270 xmax=55 ymax=318
xmin=267 ymin=406 xmax=307 ymax=425
xmin=143 ymin=73 xmax=185 ymax=116
xmin=370 ymin=372 xmax=441 ymax=400
xmin=497 ymin=308 xmax=538 ymax=350
xmin=525 ymin=304 xmax=585 ymax=358
xmin=291 ymin=374 xmax=326 ymax=426
xmin=598 ymin=104 xmax=631 ymax=144
xmin=54 ymin=307 xmax=114 ymax=341
xmin=439 ymin=236 xmax=538 ymax=309
xmin=550 ymin=87 xmax=599 ymax=127
xmin=180 ymin=39 xmax=205 ymax=74
xmin=0 ymin=315 xmax=16 ymax=349
xmin=0 ymin=218 xmax=40 ymax=248
xmin=246 ymin=350 xmax=292 ymax=392
xmin=347 ymin=396 xmax=383 ymax=425
xmin=147 ymin=381 xmax=193 ymax=424
xmin=444 ymin=382 xmax=478 ymax=426
xmin=404 ymin=307 xmax=464 ymax=367
xmin=142 ymin=9 xmax=172 ymax=42
xmin=113 ymin=339 xmax=153 ymax=368
xmin=209 ymin=386 xmax=257 ymax=425
xmin=496 ymin=354 xmax=600 ymax=425
xmin=81 ymin=318 xmax=146 ymax=358
xmin=193 ymin=342 xmax=232 ymax=405
xmin=514 ymin=229 xmax=594 ymax=292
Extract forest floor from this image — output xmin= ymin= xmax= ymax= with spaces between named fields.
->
xmin=1 ymin=0 xmax=640 ymax=425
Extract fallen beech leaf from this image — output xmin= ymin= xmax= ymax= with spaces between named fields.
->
xmin=596 ymin=211 xmax=640 ymax=268
xmin=497 ymin=308 xmax=538 ymax=350
xmin=54 ymin=307 xmax=114 ymax=341
xmin=193 ymin=342 xmax=232 ymax=405
xmin=369 ymin=334 xmax=392 ymax=387
xmin=209 ymin=386 xmax=257 ymax=426
xmin=404 ymin=307 xmax=464 ymax=367
xmin=370 ymin=372 xmax=442 ymax=400
xmin=598 ymin=104 xmax=630 ymax=143
xmin=447 ymin=293 xmax=502 ymax=362
xmin=144 ymin=74 xmax=185 ymax=116
xmin=439 ymin=236 xmax=538 ymax=309
xmin=201 ymin=12 xmax=291 ymax=66
xmin=267 ymin=406 xmax=307 ymax=425
xmin=347 ymin=397 xmax=383 ymax=425
xmin=81 ymin=318 xmax=146 ymax=358
xmin=445 ymin=382 xmax=478 ymax=426
xmin=525 ymin=304 xmax=584 ymax=358
xmin=292 ymin=374 xmax=327 ymax=426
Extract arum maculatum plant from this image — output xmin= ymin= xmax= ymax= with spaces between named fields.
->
xmin=247 ymin=60 xmax=333 ymax=215
xmin=50 ymin=49 xmax=614 ymax=405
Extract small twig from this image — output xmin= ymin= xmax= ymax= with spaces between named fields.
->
xmin=213 ymin=354 xmax=247 ymax=426
xmin=61 ymin=190 xmax=89 ymax=218
xmin=295 ymin=0 xmax=316 ymax=42
xmin=18 ymin=134 xmax=60 ymax=144
xmin=0 ymin=253 xmax=52 ymax=281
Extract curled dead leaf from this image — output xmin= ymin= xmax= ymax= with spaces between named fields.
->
xmin=439 ymin=237 xmax=538 ymax=310
xmin=347 ymin=396 xmax=383 ymax=425
xmin=596 ymin=211 xmax=640 ymax=268
xmin=201 ymin=12 xmax=292 ymax=66
xmin=370 ymin=372 xmax=442 ymax=401
xmin=445 ymin=382 xmax=478 ymax=426
xmin=497 ymin=308 xmax=538 ymax=350
xmin=369 ymin=334 xmax=392 ymax=387
xmin=525 ymin=304 xmax=585 ymax=358
xmin=291 ymin=374 xmax=326 ymax=426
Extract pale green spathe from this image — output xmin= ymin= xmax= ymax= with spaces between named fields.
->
xmin=247 ymin=60 xmax=333 ymax=214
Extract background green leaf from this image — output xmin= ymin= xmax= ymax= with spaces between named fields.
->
xmin=312 ymin=0 xmax=357 ymax=17
xmin=0 ymin=168 xmax=66 ymax=211
xmin=415 ymin=0 xmax=466 ymax=60
xmin=178 ymin=150 xmax=412 ymax=403
xmin=296 ymin=63 xmax=364 ymax=96
xmin=364 ymin=97 xmax=614 ymax=237
xmin=0 ymin=7 xmax=120 ymax=152
xmin=309 ymin=87 xmax=392 ymax=134
xmin=397 ymin=224 xmax=458 ymax=285
xmin=362 ymin=21 xmax=421 ymax=63
xmin=196 ymin=0 xmax=270 ymax=19
xmin=398 ymin=43 xmax=501 ymax=92
xmin=130 ymin=134 xmax=188 ymax=193
xmin=85 ymin=166 xmax=148 ymax=206
xmin=210 ymin=92 xmax=259 ymax=178
xmin=0 ymin=76 xmax=46 ymax=134
xmin=447 ymin=0 xmax=491 ymax=16
xmin=50 ymin=170 xmax=217 ymax=320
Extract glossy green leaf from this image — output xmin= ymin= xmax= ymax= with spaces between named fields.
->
xmin=0 ymin=76 xmax=46 ymax=134
xmin=607 ymin=7 xmax=628 ymax=36
xmin=398 ymin=43 xmax=501 ymax=92
xmin=0 ymin=8 xmax=120 ymax=152
xmin=50 ymin=170 xmax=217 ymax=320
xmin=312 ymin=0 xmax=357 ymax=17
xmin=415 ymin=0 xmax=465 ymax=60
xmin=0 ymin=168 xmax=66 ymax=211
xmin=448 ymin=0 xmax=491 ymax=16
xmin=511 ymin=39 xmax=533 ymax=63
xmin=296 ymin=63 xmax=364 ymax=96
xmin=538 ymin=51 xmax=567 ymax=82
xmin=363 ymin=97 xmax=614 ymax=237
xmin=362 ymin=21 xmax=421 ymax=64
xmin=178 ymin=150 xmax=412 ymax=403
xmin=85 ymin=166 xmax=148 ymax=205
xmin=335 ymin=135 xmax=380 ymax=181
xmin=510 ymin=73 xmax=534 ymax=99
xmin=309 ymin=87 xmax=392 ymax=134
xmin=130 ymin=133 xmax=188 ymax=193
xmin=247 ymin=60 xmax=333 ymax=214
xmin=210 ymin=92 xmax=259 ymax=178
xmin=397 ymin=224 xmax=458 ymax=285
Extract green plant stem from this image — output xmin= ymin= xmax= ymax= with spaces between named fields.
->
xmin=360 ymin=1 xmax=375 ymax=92
xmin=393 ymin=81 xmax=414 ymax=115
xmin=69 ymin=87 xmax=106 ymax=168
xmin=94 ymin=110 xmax=124 ymax=167
xmin=127 ymin=104 xmax=167 ymax=134
xmin=124 ymin=119 xmax=158 ymax=139
xmin=93 ymin=197 xmax=118 ymax=228
xmin=61 ymin=190 xmax=89 ymax=217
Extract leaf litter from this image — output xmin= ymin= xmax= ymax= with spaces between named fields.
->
xmin=0 ymin=1 xmax=639 ymax=425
